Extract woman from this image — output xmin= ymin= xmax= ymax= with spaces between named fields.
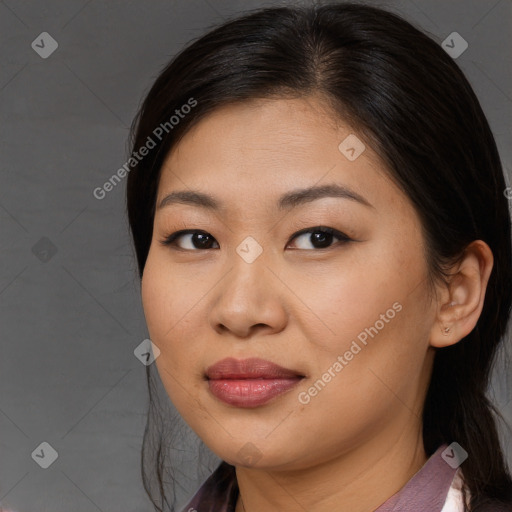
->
xmin=126 ymin=2 xmax=512 ymax=511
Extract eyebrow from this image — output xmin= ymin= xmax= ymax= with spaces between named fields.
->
xmin=157 ymin=183 xmax=374 ymax=211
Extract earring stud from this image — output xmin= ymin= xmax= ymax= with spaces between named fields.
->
xmin=442 ymin=326 xmax=451 ymax=335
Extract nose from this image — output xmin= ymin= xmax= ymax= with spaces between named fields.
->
xmin=208 ymin=245 xmax=288 ymax=339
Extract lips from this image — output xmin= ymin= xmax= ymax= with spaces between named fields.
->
xmin=205 ymin=357 xmax=305 ymax=380
xmin=205 ymin=357 xmax=305 ymax=408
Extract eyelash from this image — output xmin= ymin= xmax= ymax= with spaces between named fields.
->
xmin=158 ymin=226 xmax=353 ymax=251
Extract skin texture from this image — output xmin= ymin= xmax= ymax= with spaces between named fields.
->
xmin=140 ymin=95 xmax=493 ymax=512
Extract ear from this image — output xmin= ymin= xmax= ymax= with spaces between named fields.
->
xmin=430 ymin=240 xmax=494 ymax=348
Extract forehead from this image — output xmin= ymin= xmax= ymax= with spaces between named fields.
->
xmin=156 ymin=96 xmax=396 ymax=213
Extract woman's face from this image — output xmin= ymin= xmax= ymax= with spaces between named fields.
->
xmin=141 ymin=95 xmax=437 ymax=470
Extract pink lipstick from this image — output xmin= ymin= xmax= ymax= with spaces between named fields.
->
xmin=205 ymin=357 xmax=305 ymax=408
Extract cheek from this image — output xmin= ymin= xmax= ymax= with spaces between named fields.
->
xmin=141 ymin=249 xmax=209 ymax=368
xmin=287 ymin=242 xmax=414 ymax=352
xmin=290 ymin=295 xmax=428 ymax=456
xmin=141 ymin=252 xmax=205 ymax=413
xmin=141 ymin=250 xmax=190 ymax=354
xmin=288 ymin=232 xmax=430 ymax=396
xmin=141 ymin=254 xmax=168 ymax=340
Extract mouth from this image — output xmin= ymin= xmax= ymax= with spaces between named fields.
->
xmin=205 ymin=357 xmax=306 ymax=408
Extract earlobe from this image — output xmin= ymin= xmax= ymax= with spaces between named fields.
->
xmin=430 ymin=241 xmax=493 ymax=349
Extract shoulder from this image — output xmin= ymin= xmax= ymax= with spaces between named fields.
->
xmin=441 ymin=469 xmax=466 ymax=512
xmin=440 ymin=469 xmax=512 ymax=512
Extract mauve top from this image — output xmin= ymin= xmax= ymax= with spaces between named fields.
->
xmin=180 ymin=444 xmax=512 ymax=512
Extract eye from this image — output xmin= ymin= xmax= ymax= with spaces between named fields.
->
xmin=159 ymin=230 xmax=219 ymax=250
xmin=159 ymin=226 xmax=352 ymax=251
xmin=287 ymin=226 xmax=352 ymax=250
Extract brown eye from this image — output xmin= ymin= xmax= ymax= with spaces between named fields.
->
xmin=288 ymin=226 xmax=351 ymax=250
xmin=160 ymin=230 xmax=219 ymax=250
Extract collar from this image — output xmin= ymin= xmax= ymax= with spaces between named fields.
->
xmin=374 ymin=443 xmax=458 ymax=511
xmin=180 ymin=443 xmax=457 ymax=512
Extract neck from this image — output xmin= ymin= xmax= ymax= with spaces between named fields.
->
xmin=234 ymin=421 xmax=427 ymax=512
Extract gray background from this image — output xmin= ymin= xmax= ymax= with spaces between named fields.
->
xmin=1 ymin=0 xmax=511 ymax=511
